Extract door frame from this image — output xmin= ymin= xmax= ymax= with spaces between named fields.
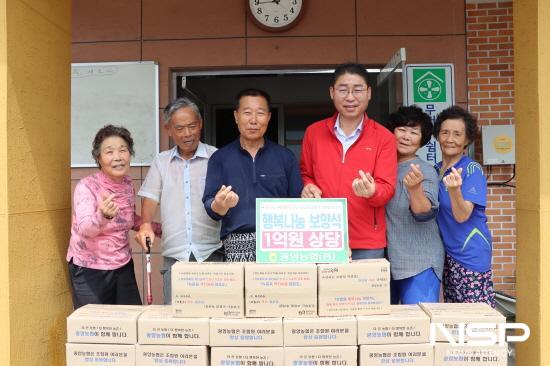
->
xmin=209 ymin=103 xmax=285 ymax=146
xmin=172 ymin=67 xmax=383 ymax=147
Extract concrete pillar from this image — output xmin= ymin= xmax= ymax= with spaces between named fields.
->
xmin=514 ymin=1 xmax=550 ymax=365
xmin=0 ymin=0 xmax=72 ymax=365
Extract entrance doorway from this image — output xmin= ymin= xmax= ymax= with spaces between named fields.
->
xmin=172 ymin=69 xmax=387 ymax=159
xmin=211 ymin=104 xmax=281 ymax=148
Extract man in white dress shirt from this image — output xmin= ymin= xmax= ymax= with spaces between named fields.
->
xmin=136 ymin=97 xmax=222 ymax=304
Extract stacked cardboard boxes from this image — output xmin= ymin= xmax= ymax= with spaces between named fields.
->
xmin=283 ymin=316 xmax=358 ymax=366
xmin=283 ymin=316 xmax=357 ymax=346
xmin=172 ymin=262 xmax=245 ymax=318
xmin=135 ymin=345 xmax=208 ymax=366
xmin=172 ymin=262 xmax=286 ymax=366
xmin=138 ymin=305 xmax=209 ymax=345
xmin=421 ymin=302 xmax=508 ymax=366
xmin=357 ymin=304 xmax=430 ymax=344
xmin=66 ymin=259 xmax=511 ymax=366
xmin=210 ymin=318 xmax=283 ymax=346
xmin=173 ymin=261 xmax=388 ymax=366
xmin=136 ymin=306 xmax=209 ymax=366
xmin=357 ymin=305 xmax=433 ymax=365
xmin=433 ymin=343 xmax=509 ymax=366
xmin=211 ymin=346 xmax=284 ymax=366
xmin=66 ymin=343 xmax=136 ymax=366
xmin=284 ymin=346 xmax=357 ymax=366
xmin=66 ymin=304 xmax=142 ymax=366
xmin=245 ymin=263 xmax=317 ymax=317
xmin=420 ymin=302 xmax=506 ymax=343
xmin=66 ymin=304 xmax=212 ymax=366
xmin=317 ymin=260 xmax=390 ymax=316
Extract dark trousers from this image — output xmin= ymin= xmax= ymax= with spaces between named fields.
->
xmin=68 ymin=259 xmax=142 ymax=309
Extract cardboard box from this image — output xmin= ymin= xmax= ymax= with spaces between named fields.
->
xmin=434 ymin=343 xmax=508 ymax=366
xmin=210 ymin=317 xmax=283 ymax=346
xmin=317 ymin=259 xmax=390 ymax=290
xmin=67 ymin=304 xmax=144 ymax=344
xmin=66 ymin=343 xmax=135 ymax=366
xmin=357 ymin=305 xmax=430 ymax=344
xmin=419 ymin=303 xmax=506 ymax=343
xmin=245 ymin=263 xmax=317 ymax=317
xmin=283 ymin=317 xmax=357 ymax=346
xmin=359 ymin=344 xmax=433 ymax=366
xmin=135 ymin=345 xmax=208 ymax=366
xmin=138 ymin=305 xmax=209 ymax=345
xmin=172 ymin=262 xmax=244 ymax=318
xmin=317 ymin=260 xmax=390 ymax=316
xmin=419 ymin=302 xmax=502 ymax=314
xmin=211 ymin=347 xmax=284 ymax=366
xmin=284 ymin=346 xmax=357 ymax=366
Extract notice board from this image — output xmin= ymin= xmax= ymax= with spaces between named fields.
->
xmin=71 ymin=62 xmax=159 ymax=167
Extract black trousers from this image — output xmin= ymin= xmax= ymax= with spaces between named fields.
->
xmin=68 ymin=259 xmax=142 ymax=309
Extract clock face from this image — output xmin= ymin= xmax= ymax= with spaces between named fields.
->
xmin=248 ymin=0 xmax=304 ymax=31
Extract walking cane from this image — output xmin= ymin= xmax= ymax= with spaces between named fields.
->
xmin=145 ymin=237 xmax=153 ymax=305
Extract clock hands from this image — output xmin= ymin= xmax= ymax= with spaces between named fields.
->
xmin=257 ymin=0 xmax=280 ymax=4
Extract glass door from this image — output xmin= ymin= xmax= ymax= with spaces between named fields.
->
xmin=376 ymin=48 xmax=406 ymax=123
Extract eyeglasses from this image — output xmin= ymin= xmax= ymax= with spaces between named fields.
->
xmin=334 ymin=87 xmax=368 ymax=97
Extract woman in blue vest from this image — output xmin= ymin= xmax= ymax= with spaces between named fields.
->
xmin=434 ymin=106 xmax=495 ymax=307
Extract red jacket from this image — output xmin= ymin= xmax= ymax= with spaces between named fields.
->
xmin=300 ymin=113 xmax=397 ymax=249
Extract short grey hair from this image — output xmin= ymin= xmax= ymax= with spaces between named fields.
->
xmin=163 ymin=97 xmax=202 ymax=124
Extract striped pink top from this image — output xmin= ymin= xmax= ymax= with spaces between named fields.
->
xmin=67 ymin=171 xmax=147 ymax=270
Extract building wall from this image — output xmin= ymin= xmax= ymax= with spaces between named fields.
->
xmin=72 ymin=0 xmax=467 ymax=152
xmin=514 ymin=1 xmax=550 ymax=364
xmin=71 ymin=0 xmax=524 ymax=304
xmin=1 ymin=0 xmax=73 ymax=365
xmin=466 ymin=0 xmax=515 ymax=296
xmin=0 ymin=3 xmax=8 ymax=363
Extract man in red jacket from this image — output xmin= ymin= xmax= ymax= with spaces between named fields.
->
xmin=301 ymin=63 xmax=397 ymax=259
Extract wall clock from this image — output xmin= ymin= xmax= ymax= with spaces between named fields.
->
xmin=247 ymin=0 xmax=305 ymax=32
